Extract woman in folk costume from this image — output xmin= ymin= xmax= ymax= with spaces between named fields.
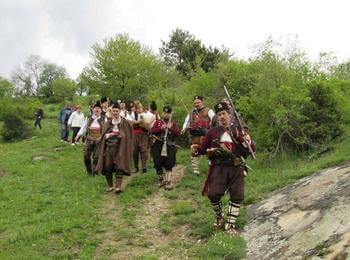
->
xmin=191 ymin=102 xmax=256 ymax=235
xmin=95 ymin=102 xmax=134 ymax=193
xmin=151 ymin=105 xmax=180 ymax=190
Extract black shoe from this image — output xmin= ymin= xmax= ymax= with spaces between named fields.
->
xmin=142 ymin=168 xmax=147 ymax=173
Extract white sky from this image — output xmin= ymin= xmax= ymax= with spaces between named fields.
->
xmin=1 ymin=0 xmax=349 ymax=79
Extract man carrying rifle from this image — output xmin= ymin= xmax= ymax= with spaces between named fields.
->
xmin=151 ymin=106 xmax=180 ymax=190
xmin=181 ymin=95 xmax=215 ymax=175
xmin=191 ymin=102 xmax=256 ymax=235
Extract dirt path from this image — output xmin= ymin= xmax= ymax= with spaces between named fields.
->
xmin=242 ymin=163 xmax=350 ymax=259
xmin=95 ymin=165 xmax=195 ymax=259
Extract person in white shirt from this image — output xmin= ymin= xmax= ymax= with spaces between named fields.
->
xmin=76 ymin=102 xmax=106 ymax=175
xmin=67 ymin=105 xmax=85 ymax=145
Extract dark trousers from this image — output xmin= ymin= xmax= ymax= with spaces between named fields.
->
xmin=104 ymin=145 xmax=124 ymax=187
xmin=71 ymin=127 xmax=81 ymax=143
xmin=34 ymin=117 xmax=42 ymax=129
xmin=60 ymin=123 xmax=69 ymax=141
xmin=152 ymin=141 xmax=176 ymax=172
xmin=207 ymin=165 xmax=245 ymax=204
xmin=133 ymin=133 xmax=149 ymax=170
xmin=83 ymin=140 xmax=98 ymax=174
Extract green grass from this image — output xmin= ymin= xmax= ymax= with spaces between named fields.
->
xmin=1 ymin=116 xmax=350 ymax=258
xmin=0 ymin=120 xmax=106 ymax=258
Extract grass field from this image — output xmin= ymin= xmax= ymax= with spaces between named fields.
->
xmin=1 ymin=118 xmax=350 ymax=258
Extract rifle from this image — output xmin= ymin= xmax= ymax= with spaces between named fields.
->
xmin=224 ymin=85 xmax=256 ymax=159
xmin=179 ymin=99 xmax=191 ymax=132
xmin=161 ymin=113 xmax=173 ymax=157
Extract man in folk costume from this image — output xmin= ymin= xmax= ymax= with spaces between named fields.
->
xmin=76 ymin=101 xmax=106 ymax=175
xmin=181 ymin=95 xmax=215 ymax=175
xmin=191 ymin=102 xmax=256 ymax=235
xmin=130 ymin=100 xmax=150 ymax=173
xmin=151 ymin=105 xmax=180 ymax=190
xmin=95 ymin=102 xmax=134 ymax=193
xmin=100 ymin=97 xmax=111 ymax=120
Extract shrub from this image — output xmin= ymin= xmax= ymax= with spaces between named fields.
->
xmin=1 ymin=112 xmax=32 ymax=141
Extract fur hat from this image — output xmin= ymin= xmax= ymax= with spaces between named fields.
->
xmin=93 ymin=101 xmax=102 ymax=109
xmin=150 ymin=101 xmax=157 ymax=111
xmin=193 ymin=95 xmax=203 ymax=101
xmin=100 ymin=97 xmax=108 ymax=104
xmin=214 ymin=102 xmax=230 ymax=114
xmin=163 ymin=105 xmax=172 ymax=113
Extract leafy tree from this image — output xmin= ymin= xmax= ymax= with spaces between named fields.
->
xmin=37 ymin=63 xmax=67 ymax=97
xmin=160 ymin=28 xmax=229 ymax=79
xmin=11 ymin=55 xmax=67 ymax=97
xmin=51 ymin=78 xmax=77 ymax=102
xmin=82 ymin=34 xmax=171 ymax=102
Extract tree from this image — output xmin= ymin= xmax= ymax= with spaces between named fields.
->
xmin=51 ymin=78 xmax=77 ymax=102
xmin=0 ymin=77 xmax=15 ymax=97
xmin=11 ymin=55 xmax=67 ymax=97
xmin=37 ymin=63 xmax=67 ymax=97
xmin=82 ymin=34 xmax=168 ymax=101
xmin=160 ymin=28 xmax=229 ymax=79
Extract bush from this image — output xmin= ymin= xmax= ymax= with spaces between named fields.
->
xmin=1 ymin=112 xmax=32 ymax=141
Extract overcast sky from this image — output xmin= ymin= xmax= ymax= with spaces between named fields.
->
xmin=1 ymin=0 xmax=349 ymax=79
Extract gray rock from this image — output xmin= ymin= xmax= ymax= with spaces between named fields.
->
xmin=242 ymin=164 xmax=350 ymax=259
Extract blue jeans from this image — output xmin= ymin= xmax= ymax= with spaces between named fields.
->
xmin=60 ymin=123 xmax=69 ymax=141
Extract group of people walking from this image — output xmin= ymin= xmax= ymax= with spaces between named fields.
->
xmin=69 ymin=94 xmax=256 ymax=235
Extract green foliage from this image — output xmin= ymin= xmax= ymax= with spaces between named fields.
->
xmin=0 ymin=76 xmax=15 ymax=97
xmin=160 ymin=28 xmax=229 ymax=79
xmin=37 ymin=63 xmax=67 ymax=98
xmin=81 ymin=34 xmax=174 ymax=103
xmin=1 ymin=112 xmax=32 ymax=141
xmin=50 ymin=78 xmax=77 ymax=102
xmin=0 ymin=97 xmax=42 ymax=121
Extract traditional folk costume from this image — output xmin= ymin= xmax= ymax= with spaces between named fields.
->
xmin=182 ymin=95 xmax=215 ymax=175
xmin=95 ymin=103 xmax=134 ymax=193
xmin=130 ymin=102 xmax=150 ymax=173
xmin=193 ymin=102 xmax=256 ymax=235
xmin=77 ymin=102 xmax=105 ymax=175
xmin=151 ymin=106 xmax=180 ymax=190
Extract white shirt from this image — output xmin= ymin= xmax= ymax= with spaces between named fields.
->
xmin=77 ymin=115 xmax=106 ymax=136
xmin=67 ymin=111 xmax=85 ymax=128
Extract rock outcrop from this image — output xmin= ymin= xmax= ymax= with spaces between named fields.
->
xmin=243 ymin=163 xmax=350 ymax=259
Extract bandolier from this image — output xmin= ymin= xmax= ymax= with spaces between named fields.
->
xmin=151 ymin=106 xmax=180 ymax=190
xmin=182 ymin=95 xmax=214 ymax=175
xmin=192 ymin=102 xmax=256 ymax=235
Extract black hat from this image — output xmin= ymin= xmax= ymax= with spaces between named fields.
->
xmin=112 ymin=102 xmax=120 ymax=109
xmin=100 ymin=97 xmax=108 ymax=103
xmin=93 ymin=101 xmax=102 ymax=109
xmin=214 ymin=102 xmax=230 ymax=114
xmin=193 ymin=95 xmax=203 ymax=101
xmin=150 ymin=101 xmax=157 ymax=111
xmin=163 ymin=105 xmax=172 ymax=113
